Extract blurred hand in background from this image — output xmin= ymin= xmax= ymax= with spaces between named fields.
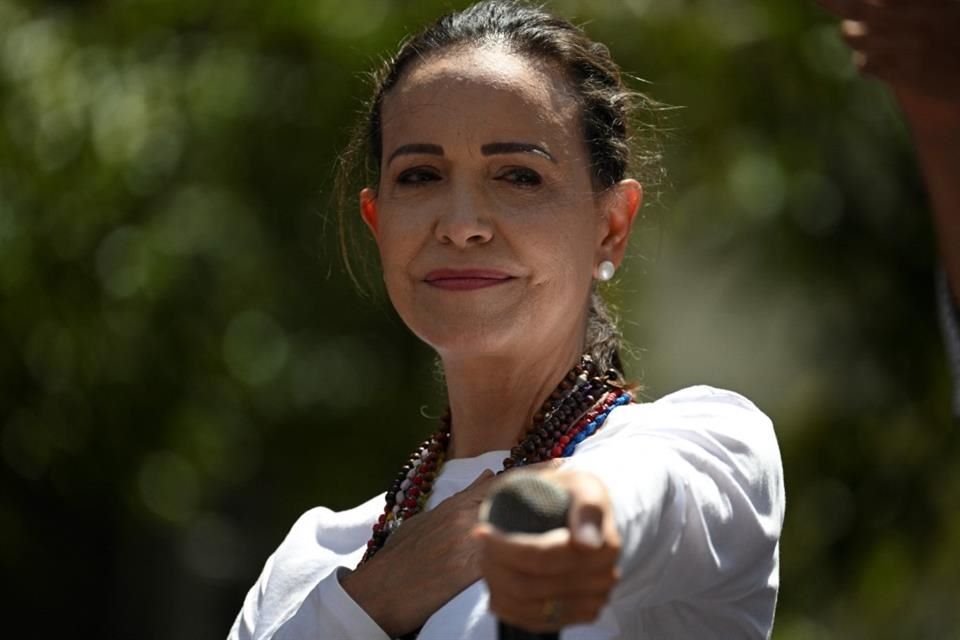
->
xmin=819 ymin=0 xmax=960 ymax=306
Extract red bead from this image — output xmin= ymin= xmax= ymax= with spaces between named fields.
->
xmin=559 ymin=435 xmax=570 ymax=445
xmin=407 ymin=486 xmax=420 ymax=498
xmin=412 ymin=475 xmax=423 ymax=485
xmin=403 ymin=497 xmax=417 ymax=509
xmin=550 ymin=445 xmax=564 ymax=457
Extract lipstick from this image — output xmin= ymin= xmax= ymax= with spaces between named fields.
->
xmin=423 ymin=269 xmax=514 ymax=291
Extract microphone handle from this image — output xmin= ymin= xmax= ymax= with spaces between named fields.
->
xmin=498 ymin=621 xmax=558 ymax=640
xmin=481 ymin=474 xmax=571 ymax=640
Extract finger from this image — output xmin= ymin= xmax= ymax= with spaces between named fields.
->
xmin=840 ymin=18 xmax=869 ymax=42
xmin=547 ymin=471 xmax=621 ymax=551
xmin=457 ymin=469 xmax=496 ymax=499
xmin=856 ymin=6 xmax=951 ymax=40
xmin=481 ymin=556 xmax=618 ymax=602
xmin=478 ymin=527 xmax=619 ymax=576
xmin=838 ymin=20 xmax=909 ymax=55
xmin=488 ymin=592 xmax=609 ymax=633
xmin=466 ymin=468 xmax=496 ymax=488
xmin=521 ymin=458 xmax=565 ymax=473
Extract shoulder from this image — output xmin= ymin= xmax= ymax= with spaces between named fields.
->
xmin=607 ymin=385 xmax=774 ymax=437
xmin=580 ymin=385 xmax=782 ymax=480
xmin=653 ymin=384 xmax=768 ymax=413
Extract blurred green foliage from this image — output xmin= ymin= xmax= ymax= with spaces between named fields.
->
xmin=0 ymin=0 xmax=956 ymax=638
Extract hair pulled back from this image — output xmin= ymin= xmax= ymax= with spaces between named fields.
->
xmin=337 ymin=0 xmax=664 ymax=379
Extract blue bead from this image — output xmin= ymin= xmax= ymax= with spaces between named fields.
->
xmin=563 ymin=445 xmax=575 ymax=456
xmin=574 ymin=433 xmax=585 ymax=443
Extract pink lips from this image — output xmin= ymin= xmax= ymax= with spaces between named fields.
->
xmin=423 ymin=269 xmax=514 ymax=291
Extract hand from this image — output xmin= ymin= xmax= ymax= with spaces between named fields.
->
xmin=474 ymin=469 xmax=621 ymax=633
xmin=341 ymin=469 xmax=496 ymax=637
xmin=817 ymin=0 xmax=960 ymax=305
xmin=817 ymin=0 xmax=960 ymax=132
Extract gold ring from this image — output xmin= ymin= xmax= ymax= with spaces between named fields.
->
xmin=541 ymin=598 xmax=562 ymax=625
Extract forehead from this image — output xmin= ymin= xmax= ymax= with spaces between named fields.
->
xmin=380 ymin=46 xmax=581 ymax=150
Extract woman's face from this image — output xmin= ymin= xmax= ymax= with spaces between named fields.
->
xmin=363 ymin=46 xmax=639 ymax=360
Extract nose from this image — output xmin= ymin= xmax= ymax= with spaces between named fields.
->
xmin=434 ymin=185 xmax=494 ymax=248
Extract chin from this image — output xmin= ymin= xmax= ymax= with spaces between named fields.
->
xmin=406 ymin=313 xmax=527 ymax=360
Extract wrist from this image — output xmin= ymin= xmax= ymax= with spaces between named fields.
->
xmin=340 ymin=561 xmax=406 ymax=637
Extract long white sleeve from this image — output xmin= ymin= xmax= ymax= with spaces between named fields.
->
xmin=227 ymin=498 xmax=389 ymax=640
xmin=562 ymin=386 xmax=784 ymax=638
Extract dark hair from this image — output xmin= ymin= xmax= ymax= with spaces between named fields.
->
xmin=335 ymin=0 xmax=664 ymax=379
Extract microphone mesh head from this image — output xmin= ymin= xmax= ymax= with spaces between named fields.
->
xmin=482 ymin=474 xmax=570 ymax=534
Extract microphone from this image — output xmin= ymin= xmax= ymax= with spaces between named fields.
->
xmin=480 ymin=474 xmax=571 ymax=640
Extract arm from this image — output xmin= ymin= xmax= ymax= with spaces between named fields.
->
xmin=477 ymin=387 xmax=784 ymax=635
xmin=818 ymin=0 xmax=960 ymax=412
xmin=228 ymin=476 xmax=496 ymax=640
xmin=566 ymin=388 xmax=784 ymax=609
xmin=338 ymin=471 xmax=495 ymax=637
xmin=226 ymin=505 xmax=391 ymax=640
xmin=895 ymin=90 xmax=960 ymax=306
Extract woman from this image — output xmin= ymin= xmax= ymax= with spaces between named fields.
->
xmin=229 ymin=2 xmax=785 ymax=638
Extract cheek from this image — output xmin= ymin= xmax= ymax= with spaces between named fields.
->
xmin=520 ymin=211 xmax=598 ymax=280
xmin=374 ymin=211 xmax=420 ymax=263
xmin=374 ymin=219 xmax=427 ymax=311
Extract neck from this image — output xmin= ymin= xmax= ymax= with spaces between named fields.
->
xmin=439 ymin=333 xmax=586 ymax=459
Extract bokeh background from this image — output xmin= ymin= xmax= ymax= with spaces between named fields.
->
xmin=1 ymin=0 xmax=957 ymax=638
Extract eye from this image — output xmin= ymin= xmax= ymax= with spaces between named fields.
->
xmin=396 ymin=167 xmax=441 ymax=185
xmin=496 ymin=167 xmax=542 ymax=188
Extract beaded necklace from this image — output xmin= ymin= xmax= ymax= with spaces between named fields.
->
xmin=360 ymin=355 xmax=631 ymax=563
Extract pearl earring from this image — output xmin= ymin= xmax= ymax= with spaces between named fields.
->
xmin=596 ymin=260 xmax=616 ymax=282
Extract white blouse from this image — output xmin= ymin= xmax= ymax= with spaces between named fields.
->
xmin=228 ymin=385 xmax=785 ymax=639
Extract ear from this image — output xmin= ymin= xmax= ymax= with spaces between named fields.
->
xmin=596 ymin=179 xmax=642 ymax=266
xmin=359 ymin=187 xmax=379 ymax=237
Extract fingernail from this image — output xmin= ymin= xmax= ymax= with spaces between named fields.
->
xmin=575 ymin=520 xmax=603 ymax=549
xmin=841 ymin=19 xmax=866 ymax=37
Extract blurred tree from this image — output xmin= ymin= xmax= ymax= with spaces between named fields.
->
xmin=0 ymin=0 xmax=955 ymax=638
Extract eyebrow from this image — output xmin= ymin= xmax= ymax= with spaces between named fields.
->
xmin=387 ymin=143 xmax=443 ymax=165
xmin=386 ymin=141 xmax=556 ymax=165
xmin=481 ymin=142 xmax=556 ymax=162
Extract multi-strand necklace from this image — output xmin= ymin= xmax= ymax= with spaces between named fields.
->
xmin=360 ymin=355 xmax=631 ymax=563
